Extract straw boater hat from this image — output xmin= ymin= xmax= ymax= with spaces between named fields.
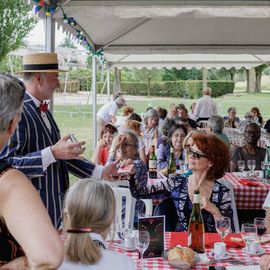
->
xmin=21 ymin=52 xmax=66 ymax=73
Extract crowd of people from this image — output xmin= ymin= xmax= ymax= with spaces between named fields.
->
xmin=0 ymin=52 xmax=270 ymax=269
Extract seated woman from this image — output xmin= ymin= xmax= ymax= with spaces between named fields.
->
xmin=157 ymin=117 xmax=176 ymax=148
xmin=129 ymin=133 xmax=234 ymax=232
xmin=91 ymin=124 xmax=118 ymax=165
xmin=224 ymin=107 xmax=240 ymax=128
xmin=59 ymin=179 xmax=135 ymax=270
xmin=230 ymin=122 xmax=265 ymax=172
xmin=207 ymin=115 xmax=230 ymax=149
xmin=251 ymin=106 xmax=263 ymax=125
xmin=0 ymin=74 xmax=63 ymax=269
xmin=124 ymin=119 xmax=147 ymax=164
xmin=141 ymin=108 xmax=159 ymax=155
xmin=157 ymin=124 xmax=188 ymax=174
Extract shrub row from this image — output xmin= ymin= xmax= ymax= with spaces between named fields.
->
xmin=59 ymin=80 xmax=234 ymax=98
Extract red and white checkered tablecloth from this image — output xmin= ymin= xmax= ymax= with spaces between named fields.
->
xmin=110 ymin=232 xmax=270 ymax=270
xmin=223 ymin=172 xmax=270 ymax=209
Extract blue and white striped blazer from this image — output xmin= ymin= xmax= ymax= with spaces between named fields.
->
xmin=0 ymin=93 xmax=96 ymax=227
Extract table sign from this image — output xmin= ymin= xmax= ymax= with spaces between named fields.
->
xmin=138 ymin=215 xmax=165 ymax=258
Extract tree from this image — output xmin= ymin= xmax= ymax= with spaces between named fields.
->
xmin=162 ymin=67 xmax=202 ymax=81
xmin=59 ymin=37 xmax=77 ymax=49
xmin=255 ymin=64 xmax=268 ymax=93
xmin=0 ymin=0 xmax=37 ymax=62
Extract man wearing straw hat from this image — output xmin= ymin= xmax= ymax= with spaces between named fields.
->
xmin=0 ymin=53 xmax=119 ymax=228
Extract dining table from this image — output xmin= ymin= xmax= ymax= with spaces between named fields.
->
xmin=110 ymin=232 xmax=269 ymax=270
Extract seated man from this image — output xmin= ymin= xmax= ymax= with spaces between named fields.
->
xmin=176 ymin=104 xmax=197 ymax=129
xmin=224 ymin=107 xmax=240 ymax=128
xmin=230 ymin=123 xmax=265 ymax=172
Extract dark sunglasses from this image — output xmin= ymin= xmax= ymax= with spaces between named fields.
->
xmin=189 ymin=148 xmax=207 ymax=160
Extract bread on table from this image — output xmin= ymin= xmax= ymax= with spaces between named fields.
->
xmin=168 ymin=246 xmax=196 ymax=266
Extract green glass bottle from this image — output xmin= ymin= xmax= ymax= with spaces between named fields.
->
xmin=149 ymin=145 xmax=157 ymax=179
xmin=168 ymin=147 xmax=176 ymax=177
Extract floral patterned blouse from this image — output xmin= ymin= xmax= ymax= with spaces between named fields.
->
xmin=129 ymin=175 xmax=234 ymax=232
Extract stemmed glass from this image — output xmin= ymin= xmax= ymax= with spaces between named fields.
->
xmin=241 ymin=223 xmax=258 ymax=261
xmin=237 ymin=160 xmax=245 ymax=177
xmin=116 ymin=220 xmax=132 ymax=246
xmin=215 ymin=217 xmax=231 ymax=242
xmin=254 ymin=217 xmax=266 ymax=241
xmin=247 ymin=160 xmax=256 ymax=176
xmin=135 ymin=230 xmax=150 ymax=270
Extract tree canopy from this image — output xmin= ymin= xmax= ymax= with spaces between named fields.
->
xmin=0 ymin=0 xmax=37 ymax=62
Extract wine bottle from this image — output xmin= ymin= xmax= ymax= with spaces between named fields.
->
xmin=149 ymin=145 xmax=157 ymax=179
xmin=188 ymin=190 xmax=205 ymax=253
xmin=264 ymin=140 xmax=270 ymax=180
xmin=168 ymin=147 xmax=176 ymax=177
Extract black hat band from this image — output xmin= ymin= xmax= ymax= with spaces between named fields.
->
xmin=23 ymin=63 xmax=59 ymax=71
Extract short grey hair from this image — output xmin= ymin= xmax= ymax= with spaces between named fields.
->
xmin=207 ymin=115 xmax=224 ymax=133
xmin=143 ymin=108 xmax=159 ymax=126
xmin=0 ymin=73 xmax=25 ymax=132
xmin=203 ymin=87 xmax=212 ymax=95
xmin=119 ymin=129 xmax=140 ymax=158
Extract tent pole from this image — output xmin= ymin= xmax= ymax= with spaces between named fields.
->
xmin=202 ymin=67 xmax=208 ymax=89
xmin=107 ymin=65 xmax=111 ymax=101
xmin=92 ymin=56 xmax=97 ymax=147
xmin=44 ymin=16 xmax=55 ymax=114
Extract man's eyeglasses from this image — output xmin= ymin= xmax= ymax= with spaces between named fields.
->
xmin=189 ymin=148 xmax=207 ymax=160
xmin=121 ymin=142 xmax=136 ymax=148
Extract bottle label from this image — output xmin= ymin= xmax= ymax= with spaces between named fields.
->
xmin=188 ymin=232 xmax=192 ymax=246
xmin=193 ymin=193 xmax=200 ymax=204
xmin=149 ymin=160 xmax=157 ymax=169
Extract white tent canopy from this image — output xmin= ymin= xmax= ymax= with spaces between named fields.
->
xmin=25 ymin=0 xmax=270 ymax=144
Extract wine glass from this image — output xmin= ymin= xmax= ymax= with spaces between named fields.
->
xmin=116 ymin=220 xmax=132 ymax=246
xmin=241 ymin=223 xmax=258 ymax=261
xmin=215 ymin=217 xmax=231 ymax=242
xmin=254 ymin=217 xmax=266 ymax=241
xmin=135 ymin=230 xmax=150 ymax=270
xmin=237 ymin=160 xmax=245 ymax=177
xmin=247 ymin=160 xmax=256 ymax=176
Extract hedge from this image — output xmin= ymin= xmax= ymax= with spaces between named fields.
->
xmin=58 ymin=80 xmax=234 ymax=98
xmin=121 ymin=81 xmax=234 ymax=98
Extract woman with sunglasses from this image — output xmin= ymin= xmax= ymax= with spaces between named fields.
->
xmin=129 ymin=133 xmax=233 ymax=232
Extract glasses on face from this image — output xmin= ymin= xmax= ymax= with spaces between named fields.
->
xmin=121 ymin=142 xmax=136 ymax=148
xmin=189 ymin=148 xmax=207 ymax=160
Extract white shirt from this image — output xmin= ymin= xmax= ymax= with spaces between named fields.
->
xmin=27 ymin=92 xmax=103 ymax=179
xmin=59 ymin=233 xmax=135 ymax=270
xmin=194 ymin=95 xmax=217 ymax=119
xmin=97 ymin=101 xmax=118 ymax=124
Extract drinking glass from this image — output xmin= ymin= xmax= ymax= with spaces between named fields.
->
xmin=215 ymin=217 xmax=231 ymax=242
xmin=241 ymin=223 xmax=258 ymax=261
xmin=135 ymin=230 xmax=150 ymax=270
xmin=237 ymin=160 xmax=245 ymax=177
xmin=254 ymin=217 xmax=266 ymax=241
xmin=261 ymin=161 xmax=265 ymax=171
xmin=116 ymin=220 xmax=132 ymax=246
xmin=247 ymin=160 xmax=256 ymax=175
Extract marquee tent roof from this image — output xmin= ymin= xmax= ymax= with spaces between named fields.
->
xmin=27 ymin=0 xmax=270 ymax=69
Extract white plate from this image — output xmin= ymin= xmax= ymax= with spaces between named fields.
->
xmin=242 ymin=247 xmax=265 ymax=255
xmin=209 ymin=250 xmax=232 ymax=260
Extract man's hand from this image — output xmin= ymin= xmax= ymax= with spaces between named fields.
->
xmin=102 ymin=159 xmax=135 ymax=181
xmin=260 ymin=255 xmax=270 ymax=270
xmin=51 ymin=134 xmax=86 ymax=160
xmin=0 ymin=256 xmax=28 ymax=270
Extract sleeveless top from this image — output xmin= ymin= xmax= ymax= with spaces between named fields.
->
xmin=0 ymin=160 xmax=24 ymax=266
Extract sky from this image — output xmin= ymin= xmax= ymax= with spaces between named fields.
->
xmin=26 ymin=20 xmax=82 ymax=48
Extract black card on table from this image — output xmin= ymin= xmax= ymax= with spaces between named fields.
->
xmin=138 ymin=215 xmax=165 ymax=258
